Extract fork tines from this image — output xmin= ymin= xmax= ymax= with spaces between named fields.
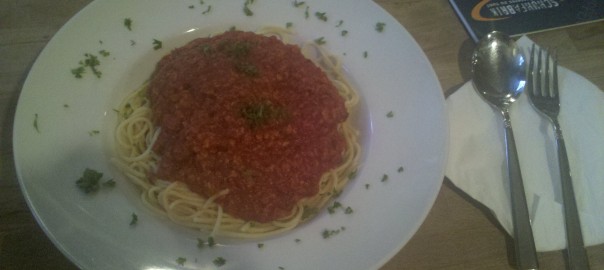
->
xmin=527 ymin=44 xmax=560 ymax=119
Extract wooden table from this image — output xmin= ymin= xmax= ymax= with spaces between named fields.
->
xmin=1 ymin=1 xmax=603 ymax=269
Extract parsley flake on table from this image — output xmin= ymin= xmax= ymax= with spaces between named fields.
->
xmin=124 ymin=18 xmax=133 ymax=31
xmin=386 ymin=111 xmax=394 ymax=118
xmin=152 ymin=39 xmax=163 ymax=50
xmin=88 ymin=130 xmax=100 ymax=136
xmin=381 ymin=174 xmax=389 ymax=182
xmin=336 ymin=20 xmax=344 ymax=27
xmin=375 ymin=22 xmax=386 ymax=32
xmin=304 ymin=6 xmax=309 ymax=19
xmin=213 ymin=257 xmax=226 ymax=267
xmin=344 ymin=206 xmax=354 ymax=214
xmin=341 ymin=30 xmax=348 ymax=36
xmin=363 ymin=51 xmax=368 ymax=58
xmin=257 ymin=243 xmax=264 ymax=249
xmin=176 ymin=257 xmax=186 ymax=266
xmin=286 ymin=22 xmax=293 ymax=28
xmin=398 ymin=166 xmax=405 ymax=173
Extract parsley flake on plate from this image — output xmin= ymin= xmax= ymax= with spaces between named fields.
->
xmin=213 ymin=257 xmax=226 ymax=267
xmin=375 ymin=22 xmax=386 ymax=32
xmin=124 ymin=18 xmax=133 ymax=31
xmin=152 ymin=39 xmax=163 ymax=50
xmin=130 ymin=212 xmax=138 ymax=226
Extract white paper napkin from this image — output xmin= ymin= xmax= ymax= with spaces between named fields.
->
xmin=445 ymin=36 xmax=604 ymax=252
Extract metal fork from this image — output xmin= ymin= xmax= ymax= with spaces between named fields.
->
xmin=526 ymin=44 xmax=590 ymax=270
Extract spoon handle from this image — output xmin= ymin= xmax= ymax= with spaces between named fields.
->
xmin=502 ymin=110 xmax=539 ymax=270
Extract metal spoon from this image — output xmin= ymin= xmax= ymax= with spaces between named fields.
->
xmin=471 ymin=31 xmax=539 ymax=270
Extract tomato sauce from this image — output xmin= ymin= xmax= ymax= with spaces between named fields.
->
xmin=148 ymin=31 xmax=348 ymax=223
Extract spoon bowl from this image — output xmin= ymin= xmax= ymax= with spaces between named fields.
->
xmin=471 ymin=31 xmax=539 ymax=270
xmin=472 ymin=31 xmax=526 ymax=109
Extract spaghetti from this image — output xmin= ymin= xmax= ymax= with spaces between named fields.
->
xmin=112 ymin=27 xmax=360 ymax=238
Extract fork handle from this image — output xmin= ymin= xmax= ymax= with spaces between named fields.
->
xmin=502 ymin=110 xmax=539 ymax=270
xmin=554 ymin=120 xmax=591 ymax=270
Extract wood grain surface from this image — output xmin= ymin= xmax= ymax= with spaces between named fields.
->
xmin=1 ymin=0 xmax=603 ymax=269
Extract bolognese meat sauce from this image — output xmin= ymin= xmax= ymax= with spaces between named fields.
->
xmin=148 ymin=31 xmax=348 ymax=223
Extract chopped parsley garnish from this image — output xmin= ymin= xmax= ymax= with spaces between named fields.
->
xmin=286 ymin=22 xmax=293 ymax=28
xmin=124 ymin=18 xmax=133 ymax=31
xmin=213 ymin=257 xmax=226 ymax=267
xmin=336 ymin=20 xmax=344 ymax=27
xmin=363 ymin=51 xmax=368 ymax=58
xmin=375 ymin=22 xmax=386 ymax=32
xmin=188 ymin=5 xmax=195 ymax=9
xmin=176 ymin=257 xmax=186 ymax=266
xmin=381 ymin=174 xmax=389 ymax=182
xmin=71 ymin=53 xmax=102 ymax=78
xmin=207 ymin=236 xmax=216 ymax=247
xmin=63 ymin=104 xmax=69 ymax=108
xmin=398 ymin=166 xmax=404 ymax=173
xmin=322 ymin=228 xmax=342 ymax=239
xmin=102 ymin=179 xmax=116 ymax=188
xmin=315 ymin=12 xmax=328 ymax=21
xmin=130 ymin=40 xmax=136 ymax=46
xmin=202 ymin=5 xmax=212 ymax=14
xmin=152 ymin=39 xmax=163 ymax=50
xmin=304 ymin=6 xmax=309 ymax=19
xmin=365 ymin=183 xmax=370 ymax=189
xmin=33 ymin=113 xmax=40 ymax=133
xmin=344 ymin=207 xmax=354 ymax=214
xmin=348 ymin=170 xmax=357 ymax=180
xmin=197 ymin=238 xmax=206 ymax=249
xmin=88 ymin=130 xmax=100 ymax=136
xmin=293 ymin=0 xmax=305 ymax=7
xmin=279 ymin=267 xmax=285 ymax=270
xmin=99 ymin=50 xmax=110 ymax=57
xmin=341 ymin=30 xmax=348 ymax=36
xmin=76 ymin=168 xmax=106 ymax=193
xmin=257 ymin=243 xmax=264 ymax=249
xmin=241 ymin=101 xmax=287 ymax=128
xmin=243 ymin=0 xmax=254 ymax=16
xmin=295 ymin=238 xmax=301 ymax=243
xmin=235 ymin=61 xmax=259 ymax=76
xmin=71 ymin=66 xmax=85 ymax=78
xmin=314 ymin=37 xmax=326 ymax=45
xmin=130 ymin=212 xmax=138 ymax=226
xmin=327 ymin=201 xmax=342 ymax=214
xmin=386 ymin=111 xmax=394 ymax=118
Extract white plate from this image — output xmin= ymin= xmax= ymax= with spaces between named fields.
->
xmin=14 ymin=1 xmax=448 ymax=269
